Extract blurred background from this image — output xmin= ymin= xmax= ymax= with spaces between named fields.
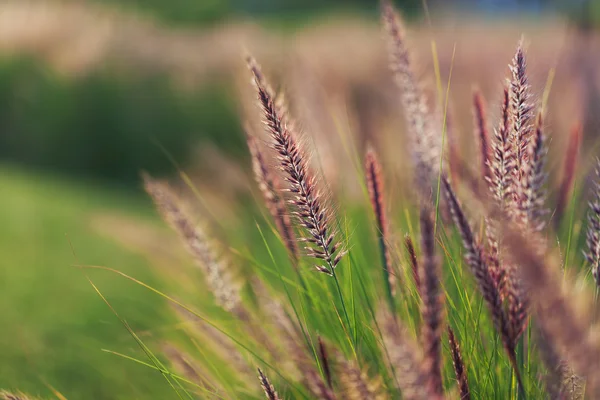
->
xmin=0 ymin=0 xmax=599 ymax=398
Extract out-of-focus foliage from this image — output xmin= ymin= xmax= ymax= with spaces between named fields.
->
xmin=0 ymin=58 xmax=244 ymax=183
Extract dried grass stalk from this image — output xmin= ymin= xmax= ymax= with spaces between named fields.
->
xmin=248 ymin=56 xmax=344 ymax=275
xmin=366 ymin=148 xmax=396 ymax=298
xmin=258 ymin=368 xmax=282 ymax=400
xmin=555 ymin=122 xmax=582 ymax=228
xmin=247 ymin=131 xmax=299 ymax=263
xmin=447 ymin=327 xmax=470 ymax=400
xmin=419 ymin=206 xmax=444 ymax=396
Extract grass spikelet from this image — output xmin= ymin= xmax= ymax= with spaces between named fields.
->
xmin=143 ymin=174 xmax=241 ymax=313
xmin=585 ymin=159 xmax=600 ymax=287
xmin=447 ymin=327 xmax=470 ymax=400
xmin=442 ymin=177 xmax=522 ymax=387
xmin=404 ymin=234 xmax=420 ymax=295
xmin=473 ymin=89 xmax=491 ymax=181
xmin=305 ymin=368 xmax=338 ymax=400
xmin=246 ymin=130 xmax=299 ymax=264
xmin=381 ymin=0 xmax=440 ymax=193
xmin=555 ymin=122 xmax=582 ymax=228
xmin=381 ymin=314 xmax=434 ymax=400
xmin=248 ymin=55 xmax=344 ymax=275
xmin=419 ymin=206 xmax=444 ymax=396
xmin=365 ymin=148 xmax=397 ymax=301
xmin=258 ymin=368 xmax=281 ymax=400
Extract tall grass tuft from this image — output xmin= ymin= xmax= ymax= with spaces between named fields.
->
xmin=91 ymin=2 xmax=600 ymax=399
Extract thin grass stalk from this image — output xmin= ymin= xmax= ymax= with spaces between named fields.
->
xmin=258 ymin=368 xmax=282 ymax=400
xmin=447 ymin=327 xmax=470 ymax=400
xmin=405 ymin=234 xmax=420 ymax=295
xmin=365 ymin=148 xmax=397 ymax=306
xmin=247 ymin=130 xmax=299 ymax=264
xmin=473 ymin=89 xmax=491 ymax=181
xmin=419 ymin=206 xmax=444 ymax=397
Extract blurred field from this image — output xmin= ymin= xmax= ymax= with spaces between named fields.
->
xmin=0 ymin=166 xmax=180 ymax=399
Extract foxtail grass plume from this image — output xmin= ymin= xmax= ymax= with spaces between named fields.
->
xmin=246 ymin=130 xmax=299 ymax=263
xmin=381 ymin=0 xmax=441 ymax=194
xmin=258 ymin=368 xmax=281 ymax=400
xmin=248 ymin=56 xmax=345 ymax=275
xmin=447 ymin=327 xmax=470 ymax=400
xmin=365 ymin=148 xmax=397 ymax=299
xmin=143 ymin=174 xmax=241 ymax=313
xmin=509 ymin=41 xmax=534 ymax=204
xmin=585 ymin=159 xmax=600 ymax=287
xmin=419 ymin=206 xmax=444 ymax=397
